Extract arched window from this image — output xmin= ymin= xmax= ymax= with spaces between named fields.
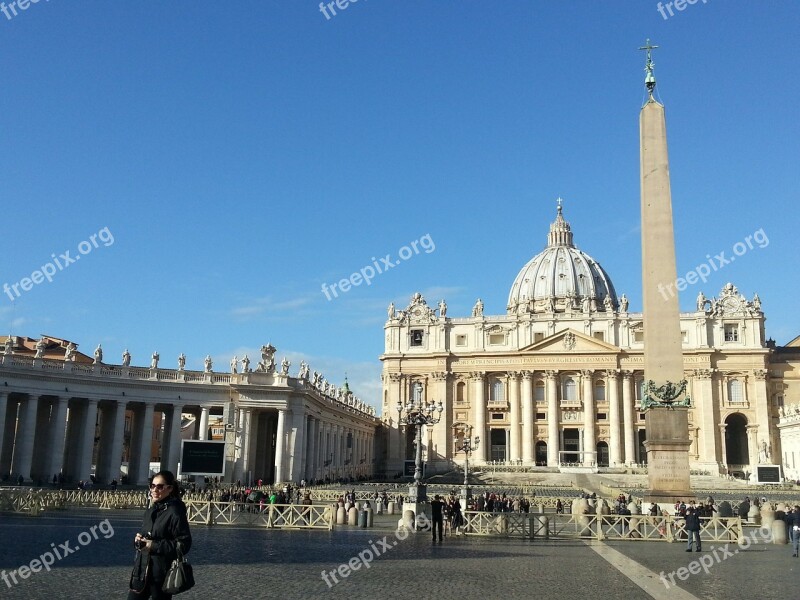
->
xmin=728 ymin=379 xmax=744 ymax=403
xmin=456 ymin=382 xmax=466 ymax=403
xmin=594 ymin=380 xmax=606 ymax=402
xmin=490 ymin=378 xmax=504 ymax=402
xmin=563 ymin=378 xmax=576 ymax=402
xmin=534 ymin=381 xmax=545 ymax=403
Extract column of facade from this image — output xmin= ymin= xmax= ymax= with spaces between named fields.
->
xmin=430 ymin=372 xmax=450 ymax=467
xmin=471 ymin=373 xmax=486 ymax=463
xmin=718 ymin=423 xmax=728 ymax=469
xmin=274 ymin=409 xmax=287 ymax=483
xmin=546 ymin=371 xmax=559 ymax=466
xmin=521 ymin=372 xmax=533 ymax=463
xmin=753 ymin=370 xmax=771 ymax=463
xmin=0 ymin=394 xmax=17 ymax=477
xmin=76 ymin=399 xmax=99 ymax=482
xmin=47 ymin=396 xmax=69 ymax=480
xmin=693 ymin=369 xmax=718 ymax=466
xmin=581 ymin=370 xmax=595 ymax=463
xmin=607 ymin=371 xmax=621 ymax=467
xmin=199 ymin=407 xmax=209 ymax=441
xmin=622 ymin=371 xmax=635 ymax=465
xmin=11 ymin=394 xmax=38 ymax=481
xmin=508 ymin=372 xmax=521 ymax=462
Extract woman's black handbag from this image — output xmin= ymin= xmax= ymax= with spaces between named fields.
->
xmin=162 ymin=544 xmax=195 ymax=595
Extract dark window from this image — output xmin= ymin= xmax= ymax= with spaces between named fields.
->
xmin=411 ymin=330 xmax=423 ymax=346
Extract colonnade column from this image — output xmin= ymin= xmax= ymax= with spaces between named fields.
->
xmin=582 ymin=370 xmax=595 ymax=464
xmin=521 ymin=372 xmax=533 ymax=463
xmin=162 ymin=404 xmax=184 ymax=473
xmin=199 ymin=407 xmax=209 ymax=441
xmin=622 ymin=371 xmax=635 ymax=465
xmin=471 ymin=372 xmax=486 ymax=463
xmin=12 ymin=394 xmax=38 ymax=481
xmin=76 ymin=399 xmax=98 ymax=482
xmin=0 ymin=392 xmax=7 ymax=474
xmin=546 ymin=371 xmax=559 ymax=466
xmin=274 ymin=409 xmax=286 ymax=483
xmin=0 ymin=392 xmax=7 ymax=475
xmin=104 ymin=400 xmax=126 ymax=483
xmin=293 ymin=413 xmax=306 ymax=482
xmin=508 ymin=372 xmax=521 ymax=462
xmin=240 ymin=409 xmax=252 ymax=484
xmin=607 ymin=371 xmax=621 ymax=467
xmin=48 ymin=396 xmax=69 ymax=480
xmin=136 ymin=403 xmax=155 ymax=486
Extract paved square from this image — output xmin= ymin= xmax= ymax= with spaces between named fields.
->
xmin=0 ymin=510 xmax=797 ymax=599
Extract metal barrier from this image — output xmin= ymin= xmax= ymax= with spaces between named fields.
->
xmin=459 ymin=511 xmax=744 ymax=543
xmin=184 ymin=501 xmax=334 ymax=530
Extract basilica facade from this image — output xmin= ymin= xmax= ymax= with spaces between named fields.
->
xmin=380 ymin=205 xmax=789 ymax=479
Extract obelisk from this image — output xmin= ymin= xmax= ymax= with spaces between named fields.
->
xmin=638 ymin=40 xmax=693 ymax=503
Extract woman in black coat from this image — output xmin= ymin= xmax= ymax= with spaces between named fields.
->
xmin=129 ymin=471 xmax=192 ymax=599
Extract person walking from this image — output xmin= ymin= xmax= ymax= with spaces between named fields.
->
xmin=684 ymin=506 xmax=702 ymax=552
xmin=789 ymin=505 xmax=800 ymax=557
xmin=430 ymin=495 xmax=445 ymax=542
xmin=129 ymin=471 xmax=192 ymax=599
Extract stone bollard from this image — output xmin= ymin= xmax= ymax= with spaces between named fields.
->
xmin=348 ymin=506 xmax=358 ymax=526
xmin=718 ymin=501 xmax=733 ymax=518
xmin=772 ymin=518 xmax=788 ymax=544
xmin=761 ymin=503 xmax=776 ymax=530
xmin=366 ymin=506 xmax=374 ymax=527
xmin=336 ymin=505 xmax=346 ymax=525
xmin=537 ymin=504 xmax=544 ymax=514
xmin=403 ymin=509 xmax=415 ymax=531
xmin=749 ymin=505 xmax=761 ymax=526
xmin=387 ymin=501 xmax=396 ymax=515
xmin=376 ymin=501 xmax=383 ymax=515
xmin=358 ymin=509 xmax=367 ymax=528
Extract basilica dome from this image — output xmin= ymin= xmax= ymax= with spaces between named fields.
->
xmin=507 ymin=203 xmax=618 ymax=315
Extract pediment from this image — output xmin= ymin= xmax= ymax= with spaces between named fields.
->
xmin=520 ymin=329 xmax=620 ymax=353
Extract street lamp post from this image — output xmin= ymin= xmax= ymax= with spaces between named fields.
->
xmin=453 ymin=426 xmax=480 ymax=505
xmin=396 ymin=390 xmax=443 ymax=503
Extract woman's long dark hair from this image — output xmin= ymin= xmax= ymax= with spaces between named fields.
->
xmin=152 ymin=470 xmax=182 ymax=499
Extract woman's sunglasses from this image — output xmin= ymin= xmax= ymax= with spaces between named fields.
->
xmin=149 ymin=483 xmax=170 ymax=490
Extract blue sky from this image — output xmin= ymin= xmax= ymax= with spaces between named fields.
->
xmin=2 ymin=1 xmax=798 ymax=408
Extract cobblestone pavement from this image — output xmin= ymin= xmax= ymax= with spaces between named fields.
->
xmin=0 ymin=510 xmax=797 ymax=599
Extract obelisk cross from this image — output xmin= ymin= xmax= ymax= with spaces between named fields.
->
xmin=638 ymin=39 xmax=659 ymax=95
